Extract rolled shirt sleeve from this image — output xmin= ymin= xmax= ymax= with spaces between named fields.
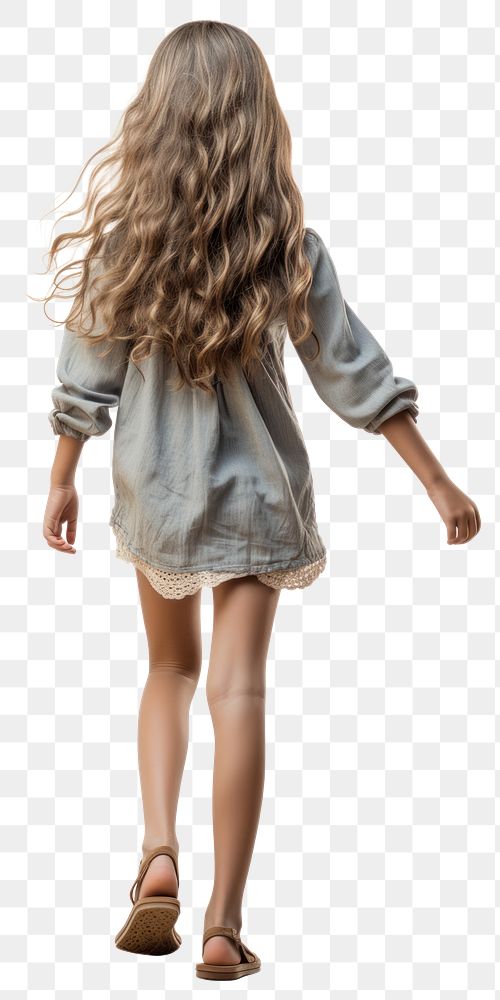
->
xmin=293 ymin=229 xmax=419 ymax=435
xmin=48 ymin=261 xmax=129 ymax=442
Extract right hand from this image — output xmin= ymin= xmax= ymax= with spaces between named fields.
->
xmin=43 ymin=483 xmax=79 ymax=553
xmin=426 ymin=475 xmax=481 ymax=545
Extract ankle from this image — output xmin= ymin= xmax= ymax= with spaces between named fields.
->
xmin=141 ymin=836 xmax=179 ymax=858
xmin=204 ymin=905 xmax=242 ymax=934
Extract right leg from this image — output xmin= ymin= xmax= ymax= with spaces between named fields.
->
xmin=202 ymin=574 xmax=281 ymax=966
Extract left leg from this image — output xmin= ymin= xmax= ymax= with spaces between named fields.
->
xmin=134 ymin=567 xmax=203 ymax=898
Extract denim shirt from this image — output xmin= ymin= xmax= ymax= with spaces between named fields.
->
xmin=48 ymin=228 xmax=419 ymax=574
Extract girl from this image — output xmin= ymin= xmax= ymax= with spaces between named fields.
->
xmin=41 ymin=21 xmax=480 ymax=981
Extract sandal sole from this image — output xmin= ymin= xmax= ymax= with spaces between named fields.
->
xmin=195 ymin=961 xmax=261 ymax=980
xmin=114 ymin=896 xmax=181 ymax=956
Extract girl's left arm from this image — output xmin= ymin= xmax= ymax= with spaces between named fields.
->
xmin=44 ymin=321 xmax=129 ymax=554
xmin=45 ymin=436 xmax=85 ymax=553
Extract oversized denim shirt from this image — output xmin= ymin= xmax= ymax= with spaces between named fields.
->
xmin=48 ymin=228 xmax=419 ymax=574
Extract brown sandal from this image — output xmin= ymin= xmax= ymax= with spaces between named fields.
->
xmin=195 ymin=925 xmax=261 ymax=980
xmin=114 ymin=844 xmax=181 ymax=956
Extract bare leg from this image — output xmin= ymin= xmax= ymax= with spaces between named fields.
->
xmin=202 ymin=575 xmax=281 ymax=966
xmin=134 ymin=567 xmax=202 ymax=900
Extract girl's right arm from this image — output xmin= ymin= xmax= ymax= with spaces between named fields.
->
xmin=377 ymin=409 xmax=481 ymax=544
xmin=296 ymin=229 xmax=481 ymax=544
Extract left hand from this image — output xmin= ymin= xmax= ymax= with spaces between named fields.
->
xmin=43 ymin=483 xmax=79 ymax=553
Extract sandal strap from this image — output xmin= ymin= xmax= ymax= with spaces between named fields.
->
xmin=202 ymin=925 xmax=257 ymax=964
xmin=129 ymin=844 xmax=179 ymax=904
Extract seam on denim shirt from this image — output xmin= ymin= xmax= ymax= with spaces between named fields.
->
xmin=109 ymin=514 xmax=327 ymax=576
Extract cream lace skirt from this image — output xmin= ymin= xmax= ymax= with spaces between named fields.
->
xmin=113 ymin=525 xmax=327 ymax=600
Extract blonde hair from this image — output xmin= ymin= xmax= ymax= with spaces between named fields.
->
xmin=39 ymin=20 xmax=318 ymax=393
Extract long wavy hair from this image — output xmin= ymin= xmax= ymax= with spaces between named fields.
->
xmin=38 ymin=20 xmax=319 ymax=393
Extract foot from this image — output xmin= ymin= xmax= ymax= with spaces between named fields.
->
xmin=136 ymin=854 xmax=178 ymax=901
xmin=202 ymin=931 xmax=242 ymax=967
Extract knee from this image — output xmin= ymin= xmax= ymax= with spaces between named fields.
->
xmin=149 ymin=654 xmax=202 ymax=684
xmin=206 ymin=666 xmax=266 ymax=709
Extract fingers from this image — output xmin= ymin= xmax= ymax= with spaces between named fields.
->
xmin=447 ymin=517 xmax=466 ymax=544
xmin=470 ymin=506 xmax=478 ymax=537
xmin=66 ymin=517 xmax=78 ymax=546
xmin=472 ymin=502 xmax=481 ymax=533
xmin=45 ymin=531 xmax=76 ymax=553
xmin=457 ymin=514 xmax=469 ymax=543
xmin=447 ymin=506 xmax=481 ymax=544
xmin=43 ymin=518 xmax=76 ymax=553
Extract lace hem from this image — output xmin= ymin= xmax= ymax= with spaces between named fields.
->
xmin=113 ymin=530 xmax=327 ymax=599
